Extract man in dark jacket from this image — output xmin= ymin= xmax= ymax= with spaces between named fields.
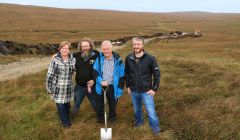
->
xmin=125 ymin=36 xmax=160 ymax=134
xmin=72 ymin=37 xmax=99 ymax=115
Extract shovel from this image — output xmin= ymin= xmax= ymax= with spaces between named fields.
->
xmin=100 ymin=85 xmax=112 ymax=140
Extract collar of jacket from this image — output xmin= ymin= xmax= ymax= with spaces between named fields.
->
xmin=56 ymin=53 xmax=74 ymax=61
xmin=129 ymin=51 xmax=146 ymax=61
xmin=82 ymin=50 xmax=96 ymax=62
xmin=100 ymin=51 xmax=120 ymax=61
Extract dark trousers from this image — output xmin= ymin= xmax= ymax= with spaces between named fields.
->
xmin=73 ymin=85 xmax=97 ymax=113
xmin=56 ymin=102 xmax=71 ymax=125
xmin=95 ymin=85 xmax=117 ymax=121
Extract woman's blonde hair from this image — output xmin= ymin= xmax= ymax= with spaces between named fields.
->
xmin=59 ymin=41 xmax=71 ymax=50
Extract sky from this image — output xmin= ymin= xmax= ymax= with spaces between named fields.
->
xmin=0 ymin=0 xmax=239 ymax=13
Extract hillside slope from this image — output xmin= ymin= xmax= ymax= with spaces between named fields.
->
xmin=0 ymin=3 xmax=239 ymax=44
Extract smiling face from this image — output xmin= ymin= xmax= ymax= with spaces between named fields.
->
xmin=59 ymin=44 xmax=70 ymax=57
xmin=80 ymin=41 xmax=91 ymax=54
xmin=101 ymin=40 xmax=113 ymax=59
xmin=133 ymin=39 xmax=144 ymax=54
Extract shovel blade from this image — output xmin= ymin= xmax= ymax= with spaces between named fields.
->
xmin=100 ymin=128 xmax=112 ymax=140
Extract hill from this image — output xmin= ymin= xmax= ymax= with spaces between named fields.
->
xmin=0 ymin=3 xmax=239 ymax=44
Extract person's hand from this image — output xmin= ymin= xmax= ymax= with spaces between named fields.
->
xmin=87 ymin=80 xmax=94 ymax=87
xmin=51 ymin=54 xmax=57 ymax=60
xmin=147 ymin=89 xmax=156 ymax=97
xmin=48 ymin=92 xmax=54 ymax=97
xmin=101 ymin=81 xmax=108 ymax=87
xmin=127 ymin=87 xmax=131 ymax=95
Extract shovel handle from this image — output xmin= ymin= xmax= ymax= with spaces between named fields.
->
xmin=101 ymin=85 xmax=109 ymax=129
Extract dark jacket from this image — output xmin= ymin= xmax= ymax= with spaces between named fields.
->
xmin=125 ymin=52 xmax=160 ymax=93
xmin=93 ymin=51 xmax=125 ymax=99
xmin=73 ymin=50 xmax=99 ymax=87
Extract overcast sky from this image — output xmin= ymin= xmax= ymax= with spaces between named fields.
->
xmin=0 ymin=0 xmax=239 ymax=13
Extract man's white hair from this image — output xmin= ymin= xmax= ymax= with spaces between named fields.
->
xmin=101 ymin=40 xmax=112 ymax=48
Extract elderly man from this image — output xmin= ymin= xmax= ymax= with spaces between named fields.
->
xmin=125 ymin=36 xmax=161 ymax=134
xmin=93 ymin=40 xmax=124 ymax=123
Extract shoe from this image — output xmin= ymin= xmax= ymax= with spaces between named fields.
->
xmin=71 ymin=110 xmax=78 ymax=119
xmin=108 ymin=117 xmax=116 ymax=123
xmin=153 ymin=131 xmax=160 ymax=135
xmin=132 ymin=121 xmax=144 ymax=128
xmin=72 ymin=109 xmax=78 ymax=115
xmin=62 ymin=122 xmax=72 ymax=128
xmin=97 ymin=119 xmax=104 ymax=124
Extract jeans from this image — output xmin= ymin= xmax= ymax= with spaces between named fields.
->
xmin=56 ymin=102 xmax=71 ymax=126
xmin=73 ymin=85 xmax=97 ymax=113
xmin=131 ymin=92 xmax=160 ymax=134
xmin=95 ymin=85 xmax=118 ymax=121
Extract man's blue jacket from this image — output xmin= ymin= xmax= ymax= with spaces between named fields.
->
xmin=93 ymin=51 xmax=125 ymax=100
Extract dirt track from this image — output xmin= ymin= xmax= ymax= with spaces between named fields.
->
xmin=0 ymin=57 xmax=51 ymax=81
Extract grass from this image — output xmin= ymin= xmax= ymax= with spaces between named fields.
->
xmin=0 ymin=55 xmax=20 ymax=64
xmin=0 ymin=3 xmax=162 ymax=44
xmin=1 ymin=3 xmax=240 ymax=44
xmin=0 ymin=55 xmax=47 ymax=65
xmin=0 ymin=70 xmax=166 ymax=140
xmin=1 ymin=36 xmax=240 ymax=139
xmin=140 ymin=29 xmax=240 ymax=139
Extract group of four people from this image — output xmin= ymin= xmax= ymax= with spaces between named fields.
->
xmin=46 ymin=36 xmax=161 ymax=134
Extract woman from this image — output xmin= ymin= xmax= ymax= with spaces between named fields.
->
xmin=46 ymin=41 xmax=76 ymax=128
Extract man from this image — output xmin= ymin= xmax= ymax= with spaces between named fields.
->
xmin=93 ymin=40 xmax=124 ymax=123
xmin=72 ymin=37 xmax=99 ymax=115
xmin=125 ymin=36 xmax=161 ymax=134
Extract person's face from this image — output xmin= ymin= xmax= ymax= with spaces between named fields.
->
xmin=60 ymin=44 xmax=70 ymax=56
xmin=101 ymin=44 xmax=112 ymax=59
xmin=81 ymin=41 xmax=91 ymax=53
xmin=133 ymin=40 xmax=143 ymax=54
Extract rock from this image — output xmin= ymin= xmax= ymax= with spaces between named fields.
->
xmin=0 ymin=41 xmax=9 ymax=55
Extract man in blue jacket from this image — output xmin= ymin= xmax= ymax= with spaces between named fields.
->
xmin=125 ymin=36 xmax=161 ymax=134
xmin=93 ymin=40 xmax=125 ymax=123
